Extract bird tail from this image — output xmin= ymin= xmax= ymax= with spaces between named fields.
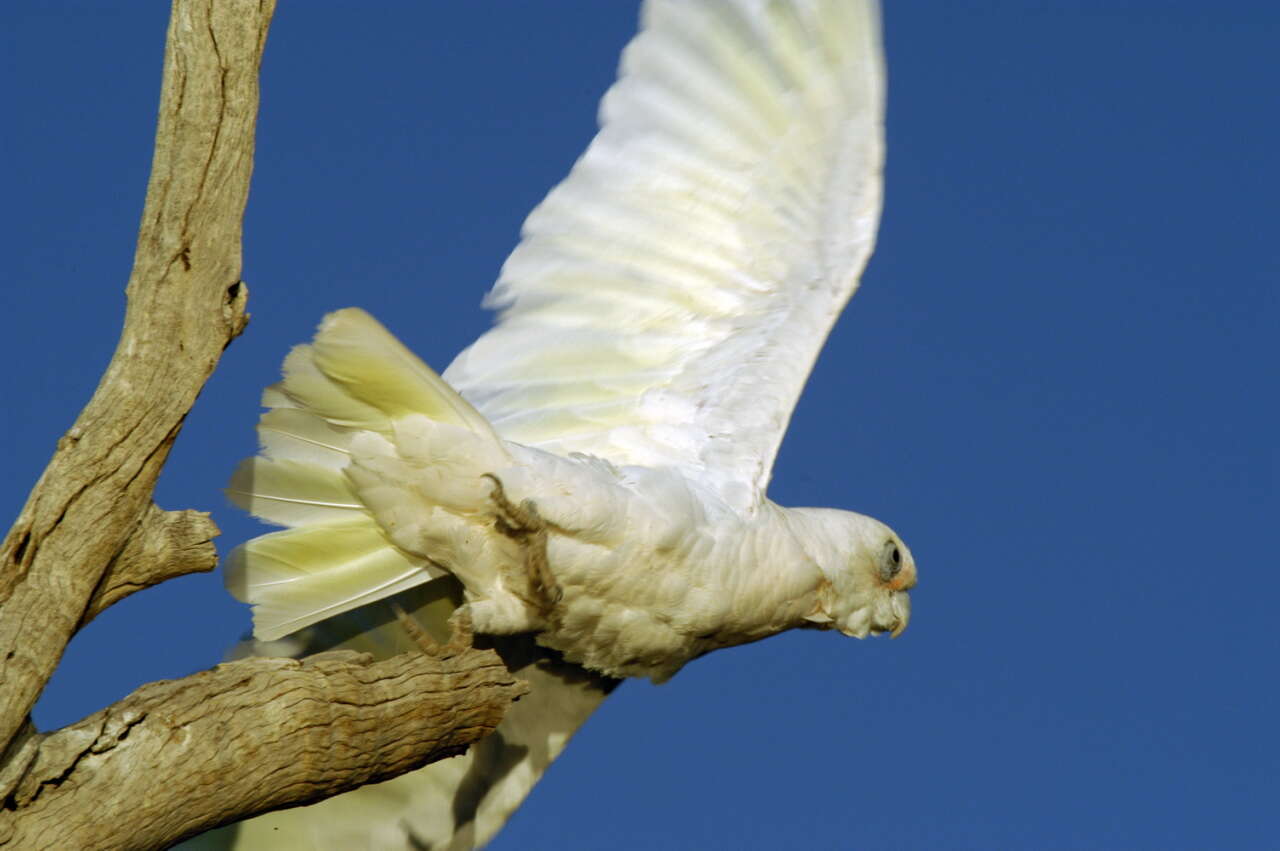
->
xmin=212 ymin=311 xmax=608 ymax=851
xmin=225 ymin=308 xmax=509 ymax=641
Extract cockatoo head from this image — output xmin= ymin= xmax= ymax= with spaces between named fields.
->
xmin=795 ymin=509 xmax=916 ymax=639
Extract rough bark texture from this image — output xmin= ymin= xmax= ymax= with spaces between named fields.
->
xmin=82 ymin=504 xmax=220 ymax=627
xmin=0 ymin=1 xmax=528 ymax=846
xmin=0 ymin=0 xmax=266 ymax=750
xmin=0 ymin=644 xmax=525 ymax=850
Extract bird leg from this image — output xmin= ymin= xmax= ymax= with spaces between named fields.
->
xmin=392 ymin=602 xmax=474 ymax=656
xmin=482 ymin=473 xmax=563 ymax=614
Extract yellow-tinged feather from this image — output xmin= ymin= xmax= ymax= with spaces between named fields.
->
xmin=310 ymin=309 xmax=497 ymax=437
xmin=257 ymin=408 xmax=351 ymax=468
xmin=224 ymin=519 xmax=445 ymax=641
xmin=226 ymin=457 xmax=361 ymax=527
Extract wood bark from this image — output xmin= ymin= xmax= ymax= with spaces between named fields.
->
xmin=0 ymin=1 xmax=526 ymax=846
xmin=0 ymin=0 xmax=265 ymax=749
xmin=0 ymin=643 xmax=524 ymax=850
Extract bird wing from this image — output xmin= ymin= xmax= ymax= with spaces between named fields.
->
xmin=445 ymin=0 xmax=885 ymax=511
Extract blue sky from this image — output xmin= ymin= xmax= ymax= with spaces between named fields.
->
xmin=3 ymin=3 xmax=1276 ymax=849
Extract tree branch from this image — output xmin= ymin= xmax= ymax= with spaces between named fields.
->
xmin=81 ymin=504 xmax=220 ymax=627
xmin=0 ymin=1 xmax=529 ymax=843
xmin=0 ymin=0 xmax=267 ymax=750
xmin=0 ymin=644 xmax=527 ymax=850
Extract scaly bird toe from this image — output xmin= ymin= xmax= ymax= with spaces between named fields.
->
xmin=482 ymin=473 xmax=563 ymax=615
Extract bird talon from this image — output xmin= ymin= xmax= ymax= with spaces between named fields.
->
xmin=482 ymin=473 xmax=562 ymax=616
xmin=483 ymin=473 xmax=542 ymax=535
xmin=392 ymin=602 xmax=438 ymax=654
xmin=444 ymin=607 xmax=475 ymax=652
xmin=393 ymin=602 xmax=476 ymax=656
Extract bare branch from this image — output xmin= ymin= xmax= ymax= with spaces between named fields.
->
xmin=81 ymin=504 xmax=219 ymax=627
xmin=0 ymin=0 xmax=269 ymax=749
xmin=0 ymin=3 xmax=534 ymax=843
xmin=81 ymin=504 xmax=220 ymax=624
xmin=0 ymin=645 xmax=527 ymax=850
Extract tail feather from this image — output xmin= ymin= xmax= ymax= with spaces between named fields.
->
xmin=217 ymin=307 xmax=594 ymax=842
xmin=224 ymin=521 xmax=444 ymax=641
xmin=303 ymin=308 xmax=498 ymax=435
xmin=256 ymin=407 xmax=351 ymax=469
xmin=226 ymin=308 xmax=501 ymax=643
xmin=278 ymin=342 xmax=393 ymax=433
xmin=226 ymin=457 xmax=361 ymax=527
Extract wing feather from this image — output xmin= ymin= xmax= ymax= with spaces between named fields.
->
xmin=445 ymin=0 xmax=884 ymax=509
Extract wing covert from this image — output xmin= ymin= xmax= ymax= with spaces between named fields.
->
xmin=445 ymin=0 xmax=884 ymax=510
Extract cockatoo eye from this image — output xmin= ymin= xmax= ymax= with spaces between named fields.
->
xmin=879 ymin=540 xmax=902 ymax=582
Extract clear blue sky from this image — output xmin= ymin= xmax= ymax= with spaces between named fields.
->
xmin=3 ymin=3 xmax=1276 ymax=849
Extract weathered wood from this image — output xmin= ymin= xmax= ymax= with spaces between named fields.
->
xmin=0 ymin=0 xmax=267 ymax=749
xmin=0 ymin=4 xmax=531 ymax=846
xmin=80 ymin=504 xmax=219 ymax=626
xmin=0 ymin=644 xmax=526 ymax=850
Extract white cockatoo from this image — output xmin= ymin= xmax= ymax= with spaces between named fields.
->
xmin=200 ymin=1 xmax=914 ymax=847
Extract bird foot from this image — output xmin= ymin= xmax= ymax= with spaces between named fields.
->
xmin=393 ymin=602 xmax=475 ymax=656
xmin=482 ymin=473 xmax=563 ymax=614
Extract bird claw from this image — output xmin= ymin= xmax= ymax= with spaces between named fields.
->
xmin=392 ymin=601 xmax=436 ymax=653
xmin=442 ymin=607 xmax=475 ymax=653
xmin=482 ymin=473 xmax=563 ymax=614
xmin=449 ymin=606 xmax=473 ymax=633
xmin=483 ymin=473 xmax=540 ymax=536
xmin=394 ymin=602 xmax=475 ymax=656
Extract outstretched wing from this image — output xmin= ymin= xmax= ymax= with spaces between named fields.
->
xmin=445 ymin=0 xmax=885 ymax=511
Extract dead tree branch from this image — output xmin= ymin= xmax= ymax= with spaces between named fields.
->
xmin=82 ymin=504 xmax=220 ymax=627
xmin=0 ymin=1 xmax=526 ymax=846
xmin=0 ymin=644 xmax=525 ymax=850
xmin=0 ymin=0 xmax=265 ymax=749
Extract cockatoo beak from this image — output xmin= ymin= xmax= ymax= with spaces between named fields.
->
xmin=889 ymin=592 xmax=911 ymax=638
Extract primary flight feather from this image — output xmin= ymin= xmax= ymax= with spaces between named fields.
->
xmin=215 ymin=1 xmax=913 ymax=847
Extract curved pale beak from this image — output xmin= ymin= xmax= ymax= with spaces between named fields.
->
xmin=889 ymin=592 xmax=911 ymax=638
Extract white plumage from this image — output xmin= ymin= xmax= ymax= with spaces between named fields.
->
xmin=208 ymin=1 xmax=915 ymax=848
xmin=449 ymin=0 xmax=884 ymax=511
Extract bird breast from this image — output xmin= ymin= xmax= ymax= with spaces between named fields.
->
xmin=527 ymin=472 xmax=823 ymax=682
